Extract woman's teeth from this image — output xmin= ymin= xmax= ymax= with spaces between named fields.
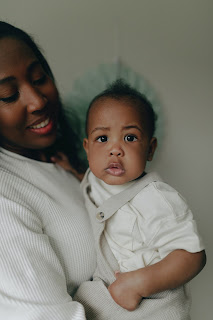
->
xmin=30 ymin=118 xmax=50 ymax=129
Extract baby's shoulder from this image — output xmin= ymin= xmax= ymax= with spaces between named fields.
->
xmin=131 ymin=180 xmax=191 ymax=220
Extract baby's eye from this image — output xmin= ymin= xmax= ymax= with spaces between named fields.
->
xmin=0 ymin=92 xmax=19 ymax=104
xmin=124 ymin=134 xmax=137 ymax=142
xmin=97 ymin=135 xmax=108 ymax=142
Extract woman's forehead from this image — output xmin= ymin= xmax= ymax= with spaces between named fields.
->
xmin=0 ymin=37 xmax=35 ymax=59
xmin=0 ymin=37 xmax=37 ymax=75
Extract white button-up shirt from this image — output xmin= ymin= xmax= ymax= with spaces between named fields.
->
xmin=88 ymin=171 xmax=204 ymax=272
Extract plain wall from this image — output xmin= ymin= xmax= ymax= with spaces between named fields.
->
xmin=1 ymin=1 xmax=212 ymax=319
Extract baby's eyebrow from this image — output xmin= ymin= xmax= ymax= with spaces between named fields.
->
xmin=91 ymin=127 xmax=110 ymax=134
xmin=123 ymin=125 xmax=142 ymax=132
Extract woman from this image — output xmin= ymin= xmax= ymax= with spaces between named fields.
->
xmin=0 ymin=21 xmax=96 ymax=319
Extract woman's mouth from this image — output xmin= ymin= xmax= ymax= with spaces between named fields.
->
xmin=27 ymin=117 xmax=55 ymax=135
xmin=29 ymin=118 xmax=50 ymax=129
xmin=105 ymin=163 xmax=125 ymax=176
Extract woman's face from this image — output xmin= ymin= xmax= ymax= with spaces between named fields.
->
xmin=0 ymin=37 xmax=60 ymax=156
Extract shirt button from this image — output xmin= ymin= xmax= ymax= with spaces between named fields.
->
xmin=96 ymin=212 xmax=104 ymax=221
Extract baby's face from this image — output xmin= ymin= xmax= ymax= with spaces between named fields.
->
xmin=83 ymin=98 xmax=157 ymax=185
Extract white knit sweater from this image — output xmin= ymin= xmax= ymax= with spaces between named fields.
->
xmin=0 ymin=148 xmax=96 ymax=320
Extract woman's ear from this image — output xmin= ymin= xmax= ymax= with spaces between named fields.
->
xmin=147 ymin=137 xmax=157 ymax=161
xmin=83 ymin=138 xmax=89 ymax=159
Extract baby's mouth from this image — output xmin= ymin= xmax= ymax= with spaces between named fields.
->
xmin=105 ymin=163 xmax=125 ymax=176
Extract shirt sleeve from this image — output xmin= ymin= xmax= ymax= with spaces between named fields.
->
xmin=151 ymin=208 xmax=205 ymax=260
xmin=132 ymin=181 xmax=205 ymax=260
xmin=0 ymin=193 xmax=86 ymax=320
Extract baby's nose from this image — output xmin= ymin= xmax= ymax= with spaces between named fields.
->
xmin=110 ymin=146 xmax=124 ymax=157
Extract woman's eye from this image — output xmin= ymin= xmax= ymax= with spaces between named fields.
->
xmin=124 ymin=134 xmax=137 ymax=142
xmin=0 ymin=92 xmax=19 ymax=103
xmin=97 ymin=136 xmax=108 ymax=142
xmin=33 ymin=75 xmax=47 ymax=86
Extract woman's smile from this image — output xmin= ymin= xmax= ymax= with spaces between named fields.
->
xmin=28 ymin=117 xmax=50 ymax=129
xmin=27 ymin=117 xmax=55 ymax=135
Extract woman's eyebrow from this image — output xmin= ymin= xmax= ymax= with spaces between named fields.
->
xmin=0 ymin=61 xmax=41 ymax=85
xmin=0 ymin=76 xmax=15 ymax=85
xmin=27 ymin=60 xmax=41 ymax=73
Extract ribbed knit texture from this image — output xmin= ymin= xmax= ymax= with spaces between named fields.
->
xmin=0 ymin=148 xmax=96 ymax=320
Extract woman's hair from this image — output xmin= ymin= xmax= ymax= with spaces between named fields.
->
xmin=0 ymin=21 xmax=84 ymax=172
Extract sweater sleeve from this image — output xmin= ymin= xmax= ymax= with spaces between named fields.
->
xmin=0 ymin=180 xmax=86 ymax=320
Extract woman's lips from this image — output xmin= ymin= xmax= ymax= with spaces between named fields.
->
xmin=105 ymin=163 xmax=125 ymax=176
xmin=27 ymin=117 xmax=55 ymax=135
xmin=29 ymin=118 xmax=50 ymax=129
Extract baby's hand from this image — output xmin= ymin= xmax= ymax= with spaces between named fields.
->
xmin=108 ymin=271 xmax=142 ymax=311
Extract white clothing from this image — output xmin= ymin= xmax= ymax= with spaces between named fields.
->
xmin=88 ymin=171 xmax=204 ymax=273
xmin=0 ymin=148 xmax=96 ymax=320
xmin=74 ymin=170 xmax=198 ymax=320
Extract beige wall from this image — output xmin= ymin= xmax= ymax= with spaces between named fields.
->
xmin=1 ymin=1 xmax=212 ymax=319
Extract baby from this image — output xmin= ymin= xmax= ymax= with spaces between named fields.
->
xmin=54 ymin=79 xmax=206 ymax=320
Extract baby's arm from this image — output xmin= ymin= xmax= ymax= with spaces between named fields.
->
xmin=108 ymin=249 xmax=206 ymax=311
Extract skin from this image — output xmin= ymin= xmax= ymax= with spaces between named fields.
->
xmin=0 ymin=37 xmax=60 ymax=161
xmin=83 ymin=97 xmax=157 ymax=185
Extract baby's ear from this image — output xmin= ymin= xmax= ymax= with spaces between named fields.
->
xmin=147 ymin=137 xmax=157 ymax=161
xmin=83 ymin=138 xmax=89 ymax=158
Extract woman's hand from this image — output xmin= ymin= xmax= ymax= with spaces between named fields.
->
xmin=51 ymin=152 xmax=85 ymax=181
xmin=108 ymin=271 xmax=142 ymax=311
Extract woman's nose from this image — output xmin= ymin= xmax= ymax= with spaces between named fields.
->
xmin=24 ymin=86 xmax=47 ymax=113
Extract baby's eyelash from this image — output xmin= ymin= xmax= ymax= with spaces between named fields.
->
xmin=96 ymin=135 xmax=108 ymax=142
xmin=124 ymin=134 xmax=138 ymax=142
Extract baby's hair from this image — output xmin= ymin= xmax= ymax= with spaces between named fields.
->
xmin=85 ymin=78 xmax=157 ymax=139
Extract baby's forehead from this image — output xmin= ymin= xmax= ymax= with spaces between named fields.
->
xmin=89 ymin=98 xmax=149 ymax=130
xmin=90 ymin=96 xmax=147 ymax=119
xmin=86 ymin=95 xmax=153 ymax=137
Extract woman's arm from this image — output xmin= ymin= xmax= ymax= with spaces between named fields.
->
xmin=108 ymin=249 xmax=206 ymax=311
xmin=0 ymin=187 xmax=86 ymax=320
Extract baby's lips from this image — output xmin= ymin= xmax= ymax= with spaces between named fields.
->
xmin=105 ymin=163 xmax=125 ymax=176
xmin=108 ymin=162 xmax=123 ymax=170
